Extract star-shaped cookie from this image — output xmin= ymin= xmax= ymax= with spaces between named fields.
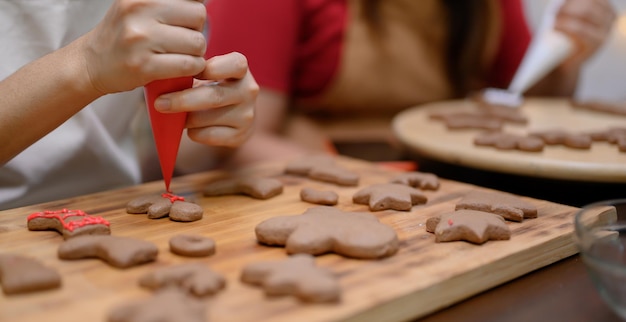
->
xmin=241 ymin=254 xmax=340 ymax=303
xmin=203 ymin=177 xmax=283 ymax=200
xmin=285 ymin=154 xmax=359 ymax=186
xmin=455 ymin=190 xmax=537 ymax=222
xmin=255 ymin=206 xmax=398 ymax=259
xmin=352 ymin=183 xmax=427 ymax=211
xmin=390 ymin=171 xmax=440 ymax=190
xmin=426 ymin=209 xmax=511 ymax=244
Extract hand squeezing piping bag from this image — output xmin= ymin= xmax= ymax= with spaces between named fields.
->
xmin=483 ymin=0 xmax=574 ymax=107
xmin=144 ymin=77 xmax=193 ymax=192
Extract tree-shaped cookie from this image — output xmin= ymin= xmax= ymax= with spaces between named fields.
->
xmin=0 ymin=254 xmax=61 ymax=295
xmin=455 ymin=190 xmax=537 ymax=222
xmin=27 ymin=208 xmax=110 ymax=239
xmin=390 ymin=171 xmax=440 ymax=190
xmin=352 ymin=183 xmax=427 ymax=211
xmin=255 ymin=206 xmax=398 ymax=259
xmin=126 ymin=193 xmax=203 ymax=222
xmin=241 ymin=254 xmax=340 ymax=303
xmin=203 ymin=177 xmax=283 ymax=199
xmin=426 ymin=209 xmax=511 ymax=244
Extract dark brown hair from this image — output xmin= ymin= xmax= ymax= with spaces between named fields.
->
xmin=362 ymin=0 xmax=492 ymax=97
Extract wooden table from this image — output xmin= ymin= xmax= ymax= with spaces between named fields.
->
xmin=0 ymin=157 xmax=608 ymax=322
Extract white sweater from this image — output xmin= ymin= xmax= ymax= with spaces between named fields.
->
xmin=0 ymin=0 xmax=158 ymax=210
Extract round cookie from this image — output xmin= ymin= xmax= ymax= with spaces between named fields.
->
xmin=169 ymin=234 xmax=216 ymax=257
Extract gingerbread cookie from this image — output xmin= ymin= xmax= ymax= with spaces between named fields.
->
xmin=352 ymin=183 xmax=427 ymax=211
xmin=455 ymin=190 xmax=538 ymax=222
xmin=203 ymin=177 xmax=283 ymax=200
xmin=426 ymin=209 xmax=511 ymax=244
xmin=255 ymin=206 xmax=398 ymax=259
xmin=300 ymin=187 xmax=338 ymax=206
xmin=169 ymin=234 xmax=216 ymax=257
xmin=0 ymin=254 xmax=61 ymax=295
xmin=240 ymin=254 xmax=340 ymax=303
xmin=27 ymin=209 xmax=110 ymax=239
xmin=139 ymin=263 xmax=226 ymax=297
xmin=58 ymin=235 xmax=158 ymax=268
xmin=285 ymin=154 xmax=359 ymax=186
xmin=429 ymin=111 xmax=504 ymax=131
xmin=126 ymin=193 xmax=203 ymax=222
xmin=108 ymin=288 xmax=206 ymax=322
xmin=474 ymin=131 xmax=544 ymax=152
xmin=529 ymin=129 xmax=592 ymax=149
xmin=390 ymin=171 xmax=440 ymax=190
xmin=472 ymin=93 xmax=528 ymax=123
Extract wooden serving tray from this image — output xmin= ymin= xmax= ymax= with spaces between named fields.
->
xmin=392 ymin=98 xmax=626 ymax=183
xmin=0 ymin=157 xmax=588 ymax=322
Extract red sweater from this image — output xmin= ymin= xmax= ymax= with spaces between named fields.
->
xmin=206 ymin=0 xmax=530 ymax=98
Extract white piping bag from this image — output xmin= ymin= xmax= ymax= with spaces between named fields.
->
xmin=483 ymin=0 xmax=574 ymax=107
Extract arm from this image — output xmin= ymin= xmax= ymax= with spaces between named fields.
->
xmin=0 ymin=0 xmax=208 ymax=165
xmin=527 ymin=0 xmax=617 ymax=96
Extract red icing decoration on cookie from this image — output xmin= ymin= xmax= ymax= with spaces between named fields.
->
xmin=161 ymin=193 xmax=185 ymax=203
xmin=27 ymin=209 xmax=110 ymax=232
xmin=145 ymin=78 xmax=193 ymax=193
xmin=448 ymin=219 xmax=454 ymax=226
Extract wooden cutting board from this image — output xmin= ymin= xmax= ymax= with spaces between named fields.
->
xmin=0 ymin=157 xmax=591 ymax=322
xmin=392 ymin=98 xmax=626 ymax=183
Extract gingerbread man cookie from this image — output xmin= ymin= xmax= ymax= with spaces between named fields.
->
xmin=241 ymin=254 xmax=340 ymax=303
xmin=203 ymin=177 xmax=283 ymax=200
xmin=27 ymin=209 xmax=110 ymax=239
xmin=126 ymin=193 xmax=203 ymax=222
xmin=0 ymin=254 xmax=61 ymax=295
xmin=455 ymin=190 xmax=538 ymax=222
xmin=352 ymin=183 xmax=427 ymax=211
xmin=390 ymin=171 xmax=440 ymax=190
xmin=139 ymin=263 xmax=226 ymax=297
xmin=255 ymin=206 xmax=398 ymax=259
xmin=426 ymin=209 xmax=511 ymax=244
xmin=474 ymin=131 xmax=545 ymax=152
xmin=285 ymin=154 xmax=359 ymax=186
xmin=58 ymin=235 xmax=158 ymax=268
xmin=108 ymin=288 xmax=206 ymax=322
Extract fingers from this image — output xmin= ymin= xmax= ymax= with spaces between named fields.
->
xmin=148 ymin=24 xmax=207 ymax=55
xmin=151 ymin=51 xmax=259 ymax=148
xmin=154 ymin=0 xmax=207 ymax=32
xmin=196 ymin=52 xmax=250 ymax=81
xmin=187 ymin=119 xmax=255 ymax=148
xmin=553 ymin=0 xmax=617 ymax=63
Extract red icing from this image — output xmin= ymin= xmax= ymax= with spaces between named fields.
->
xmin=145 ymin=77 xmax=193 ymax=193
xmin=161 ymin=193 xmax=185 ymax=203
xmin=28 ymin=209 xmax=110 ymax=232
xmin=447 ymin=219 xmax=454 ymax=226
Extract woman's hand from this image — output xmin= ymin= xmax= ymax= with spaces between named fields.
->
xmin=81 ymin=0 xmax=208 ymax=94
xmin=155 ymin=52 xmax=259 ymax=148
xmin=555 ymin=0 xmax=617 ymax=69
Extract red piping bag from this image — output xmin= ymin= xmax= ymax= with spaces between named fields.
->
xmin=144 ymin=77 xmax=193 ymax=192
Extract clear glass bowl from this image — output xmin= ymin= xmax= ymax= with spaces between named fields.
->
xmin=574 ymin=198 xmax=626 ymax=320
